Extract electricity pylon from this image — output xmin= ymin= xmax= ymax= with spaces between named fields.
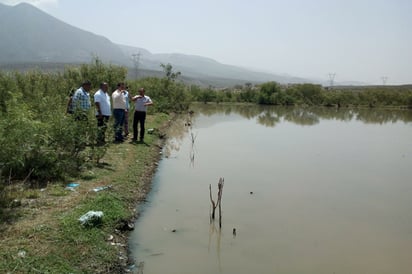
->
xmin=131 ymin=52 xmax=141 ymax=80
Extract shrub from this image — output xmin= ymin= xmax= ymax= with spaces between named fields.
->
xmin=0 ymin=59 xmax=127 ymax=184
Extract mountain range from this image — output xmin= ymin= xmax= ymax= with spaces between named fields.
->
xmin=0 ymin=2 xmax=310 ymax=87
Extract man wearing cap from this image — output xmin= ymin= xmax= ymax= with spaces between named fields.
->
xmin=72 ymin=80 xmax=92 ymax=120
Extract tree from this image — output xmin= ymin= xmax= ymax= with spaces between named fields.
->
xmin=257 ymin=81 xmax=280 ymax=104
xmin=160 ymin=63 xmax=181 ymax=86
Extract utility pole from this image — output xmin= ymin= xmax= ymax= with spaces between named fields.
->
xmin=328 ymin=73 xmax=336 ymax=88
xmin=381 ymin=76 xmax=388 ymax=85
xmin=131 ymin=52 xmax=141 ymax=80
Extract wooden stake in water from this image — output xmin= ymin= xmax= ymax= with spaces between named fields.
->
xmin=209 ymin=177 xmax=224 ymax=228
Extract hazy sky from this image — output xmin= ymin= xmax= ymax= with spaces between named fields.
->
xmin=2 ymin=0 xmax=411 ymax=84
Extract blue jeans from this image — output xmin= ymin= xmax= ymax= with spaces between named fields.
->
xmin=113 ymin=109 xmax=125 ymax=141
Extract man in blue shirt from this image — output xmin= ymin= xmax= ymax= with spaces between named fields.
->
xmin=72 ymin=80 xmax=92 ymax=120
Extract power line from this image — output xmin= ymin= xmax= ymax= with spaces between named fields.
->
xmin=131 ymin=52 xmax=141 ymax=80
xmin=381 ymin=76 xmax=388 ymax=85
xmin=328 ymin=73 xmax=336 ymax=87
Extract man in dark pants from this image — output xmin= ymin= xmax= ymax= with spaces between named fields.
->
xmin=131 ymin=88 xmax=153 ymax=142
xmin=94 ymin=82 xmax=111 ymax=145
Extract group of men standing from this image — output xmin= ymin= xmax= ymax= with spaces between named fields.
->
xmin=69 ymin=80 xmax=153 ymax=144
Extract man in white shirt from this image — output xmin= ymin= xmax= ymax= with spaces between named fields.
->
xmin=131 ymin=87 xmax=153 ymax=142
xmin=94 ymin=82 xmax=111 ymax=144
xmin=112 ymin=82 xmax=126 ymax=142
xmin=123 ymin=86 xmax=130 ymax=137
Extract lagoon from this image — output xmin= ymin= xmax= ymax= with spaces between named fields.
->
xmin=129 ymin=105 xmax=412 ymax=274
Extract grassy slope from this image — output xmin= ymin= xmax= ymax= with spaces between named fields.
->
xmin=0 ymin=113 xmax=170 ymax=273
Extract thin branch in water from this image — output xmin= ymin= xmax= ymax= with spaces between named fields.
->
xmin=218 ymin=177 xmax=224 ymax=228
xmin=190 ymin=131 xmax=197 ymax=145
xmin=209 ymin=177 xmax=224 ymax=228
xmin=209 ymin=184 xmax=217 ymax=220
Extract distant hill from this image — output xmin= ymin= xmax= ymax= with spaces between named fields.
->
xmin=118 ymin=44 xmax=309 ymax=85
xmin=0 ymin=2 xmax=310 ymax=87
xmin=0 ymin=3 xmax=128 ymax=64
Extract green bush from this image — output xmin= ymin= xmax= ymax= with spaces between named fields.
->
xmin=0 ymin=59 xmax=127 ymax=183
xmin=0 ymin=60 xmax=195 ymax=187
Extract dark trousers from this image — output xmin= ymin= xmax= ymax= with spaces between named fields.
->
xmin=96 ymin=115 xmax=109 ymax=144
xmin=133 ymin=111 xmax=146 ymax=140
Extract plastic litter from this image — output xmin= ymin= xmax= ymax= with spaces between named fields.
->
xmin=93 ymin=185 xmax=113 ymax=192
xmin=65 ymin=183 xmax=80 ymax=191
xmin=79 ymin=211 xmax=104 ymax=227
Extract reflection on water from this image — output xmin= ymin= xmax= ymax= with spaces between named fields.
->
xmin=192 ymin=103 xmax=412 ymax=127
xmin=163 ymin=104 xmax=412 ymax=160
xmin=163 ymin=111 xmax=198 ymax=167
xmin=189 ymin=127 xmax=197 ymax=168
xmin=129 ymin=104 xmax=412 ymax=274
xmin=208 ymin=221 xmax=223 ymax=272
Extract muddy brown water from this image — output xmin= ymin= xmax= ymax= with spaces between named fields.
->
xmin=129 ymin=105 xmax=412 ymax=274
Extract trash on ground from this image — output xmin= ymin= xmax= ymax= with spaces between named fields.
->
xmin=65 ymin=183 xmax=80 ymax=191
xmin=110 ymin=242 xmax=126 ymax=247
xmin=92 ymin=185 xmax=113 ymax=192
xmin=79 ymin=211 xmax=104 ymax=227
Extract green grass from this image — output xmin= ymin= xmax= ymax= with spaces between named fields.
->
xmin=0 ymin=113 xmax=171 ymax=273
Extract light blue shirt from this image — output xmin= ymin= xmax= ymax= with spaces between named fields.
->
xmin=134 ymin=95 xmax=152 ymax=112
xmin=72 ymin=87 xmax=91 ymax=111
xmin=124 ymin=90 xmax=130 ymax=110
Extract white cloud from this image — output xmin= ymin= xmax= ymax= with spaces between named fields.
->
xmin=0 ymin=0 xmax=58 ymax=9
